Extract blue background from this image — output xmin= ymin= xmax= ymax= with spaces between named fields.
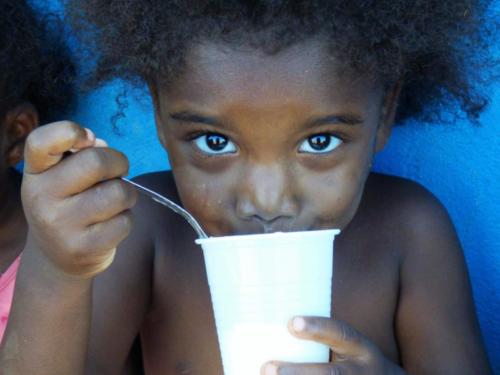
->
xmin=39 ymin=0 xmax=500 ymax=372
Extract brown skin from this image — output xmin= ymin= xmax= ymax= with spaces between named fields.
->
xmin=0 ymin=40 xmax=491 ymax=374
xmin=0 ymin=103 xmax=37 ymax=275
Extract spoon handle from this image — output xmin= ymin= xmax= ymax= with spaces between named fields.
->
xmin=121 ymin=178 xmax=208 ymax=239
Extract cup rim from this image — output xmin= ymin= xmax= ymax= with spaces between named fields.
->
xmin=195 ymin=228 xmax=341 ymax=245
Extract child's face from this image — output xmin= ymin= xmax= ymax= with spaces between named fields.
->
xmin=153 ymin=40 xmax=396 ymax=236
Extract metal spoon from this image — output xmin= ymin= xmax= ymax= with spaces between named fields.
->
xmin=121 ymin=178 xmax=208 ymax=239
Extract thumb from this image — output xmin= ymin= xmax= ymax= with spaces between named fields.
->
xmin=24 ymin=121 xmax=96 ymax=174
xmin=289 ymin=317 xmax=371 ymax=359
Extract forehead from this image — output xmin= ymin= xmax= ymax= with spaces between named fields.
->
xmin=161 ymin=40 xmax=381 ymax=112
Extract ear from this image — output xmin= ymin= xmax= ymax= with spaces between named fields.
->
xmin=2 ymin=103 xmax=39 ymax=166
xmin=375 ymin=81 xmax=402 ymax=152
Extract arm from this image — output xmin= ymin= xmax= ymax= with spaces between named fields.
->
xmin=395 ymin=186 xmax=491 ymax=374
xmin=1 ymin=243 xmax=93 ymax=374
xmin=3 ymin=226 xmax=152 ymax=375
xmin=0 ymin=122 xmax=142 ymax=375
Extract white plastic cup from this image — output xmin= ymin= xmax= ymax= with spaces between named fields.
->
xmin=196 ymin=229 xmax=340 ymax=375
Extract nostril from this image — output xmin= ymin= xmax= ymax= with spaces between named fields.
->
xmin=251 ymin=214 xmax=285 ymax=224
xmin=236 ymin=198 xmax=298 ymax=223
xmin=235 ymin=171 xmax=299 ymax=221
xmin=249 ymin=215 xmax=296 ymax=232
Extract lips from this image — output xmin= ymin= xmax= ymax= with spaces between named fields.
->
xmin=217 ymin=217 xmax=312 ymax=236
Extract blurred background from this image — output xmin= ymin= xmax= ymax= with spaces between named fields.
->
xmin=36 ymin=0 xmax=500 ymax=372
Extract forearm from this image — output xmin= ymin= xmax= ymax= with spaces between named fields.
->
xmin=0 ymin=244 xmax=92 ymax=375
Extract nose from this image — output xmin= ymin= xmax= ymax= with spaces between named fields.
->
xmin=236 ymin=163 xmax=299 ymax=224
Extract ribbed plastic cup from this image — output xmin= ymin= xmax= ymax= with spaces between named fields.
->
xmin=195 ymin=229 xmax=340 ymax=375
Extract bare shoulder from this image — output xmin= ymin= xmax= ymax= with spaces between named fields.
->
xmin=360 ymin=173 xmax=491 ymax=373
xmin=131 ymin=170 xmax=187 ymax=244
xmin=359 ymin=172 xmax=459 ymax=253
xmin=132 ymin=170 xmax=179 ymax=197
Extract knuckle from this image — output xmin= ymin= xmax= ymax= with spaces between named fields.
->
xmin=40 ymin=209 xmax=61 ymax=228
xmin=119 ymin=210 xmax=135 ymax=234
xmin=93 ymin=180 xmax=134 ymax=210
xmin=122 ymin=183 xmax=138 ymax=208
xmin=25 ymin=129 xmax=44 ymax=154
xmin=308 ymin=317 xmax=327 ymax=338
xmin=30 ymin=200 xmax=60 ymax=228
xmin=92 ymin=182 xmax=112 ymax=206
xmin=64 ymin=241 xmax=84 ymax=259
xmin=55 ymin=120 xmax=80 ymax=136
xmin=337 ymin=321 xmax=356 ymax=343
xmin=87 ymin=211 xmax=134 ymax=248
xmin=116 ymin=150 xmax=130 ymax=172
xmin=64 ymin=121 xmax=81 ymax=135
xmin=110 ymin=211 xmax=134 ymax=244
xmin=82 ymin=148 xmax=108 ymax=179
xmin=109 ymin=179 xmax=130 ymax=204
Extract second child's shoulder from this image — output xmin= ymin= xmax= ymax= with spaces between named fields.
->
xmin=355 ymin=173 xmax=462 ymax=256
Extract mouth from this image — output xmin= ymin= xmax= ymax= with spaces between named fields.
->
xmin=201 ymin=213 xmax=336 ymax=237
xmin=220 ymin=217 xmax=312 ymax=236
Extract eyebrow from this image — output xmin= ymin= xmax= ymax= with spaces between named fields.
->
xmin=169 ymin=111 xmax=364 ymax=127
xmin=169 ymin=111 xmax=220 ymax=126
xmin=307 ymin=114 xmax=364 ymax=127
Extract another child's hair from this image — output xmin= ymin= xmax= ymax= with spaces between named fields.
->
xmin=66 ymin=0 xmax=498 ymax=124
xmin=0 ymin=0 xmax=75 ymax=123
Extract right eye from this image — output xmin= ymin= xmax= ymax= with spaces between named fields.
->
xmin=193 ymin=133 xmax=237 ymax=155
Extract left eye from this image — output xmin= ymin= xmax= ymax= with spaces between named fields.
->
xmin=193 ymin=133 xmax=237 ymax=155
xmin=298 ymin=134 xmax=342 ymax=154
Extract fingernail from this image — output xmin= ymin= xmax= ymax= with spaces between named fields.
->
xmin=94 ymin=138 xmax=108 ymax=147
xmin=264 ymin=363 xmax=278 ymax=375
xmin=84 ymin=128 xmax=96 ymax=142
xmin=292 ymin=317 xmax=306 ymax=332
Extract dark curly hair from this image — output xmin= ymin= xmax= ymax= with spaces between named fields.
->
xmin=66 ymin=0 xmax=498 ymax=124
xmin=0 ymin=0 xmax=75 ymax=124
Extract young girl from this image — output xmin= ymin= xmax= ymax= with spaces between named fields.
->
xmin=1 ymin=1 xmax=496 ymax=374
xmin=0 ymin=0 xmax=74 ymax=343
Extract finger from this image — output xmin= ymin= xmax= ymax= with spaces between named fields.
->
xmin=262 ymin=361 xmax=350 ymax=375
xmin=69 ymin=129 xmax=100 ymax=152
xmin=68 ymin=178 xmax=137 ymax=226
xmin=24 ymin=122 xmax=95 ymax=174
xmin=37 ymin=210 xmax=134 ymax=279
xmin=289 ymin=317 xmax=370 ymax=358
xmin=40 ymin=146 xmax=130 ymax=197
xmin=79 ymin=210 xmax=134 ymax=261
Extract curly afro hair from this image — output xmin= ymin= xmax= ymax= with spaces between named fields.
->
xmin=0 ymin=0 xmax=75 ymax=123
xmin=66 ymin=0 xmax=498 ymax=124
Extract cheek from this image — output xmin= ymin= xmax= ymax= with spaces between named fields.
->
xmin=166 ymin=136 xmax=238 ymax=235
xmin=172 ymin=167 xmax=236 ymax=236
xmin=301 ymin=151 xmax=373 ymax=229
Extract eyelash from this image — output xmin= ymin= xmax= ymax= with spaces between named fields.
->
xmin=192 ymin=133 xmax=237 ymax=155
xmin=185 ymin=129 xmax=345 ymax=156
